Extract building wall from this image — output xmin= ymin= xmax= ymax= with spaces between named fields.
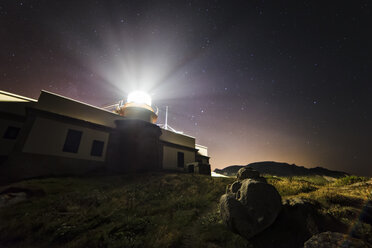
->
xmin=196 ymin=144 xmax=208 ymax=156
xmin=160 ymin=129 xmax=195 ymax=149
xmin=162 ymin=145 xmax=195 ymax=171
xmin=0 ymin=102 xmax=33 ymax=116
xmin=0 ymin=152 xmax=106 ymax=186
xmin=0 ymin=90 xmax=212 ymax=185
xmin=22 ymin=117 xmax=109 ymax=161
xmin=196 ymin=153 xmax=209 ymax=164
xmin=36 ymin=91 xmax=123 ymax=128
xmin=106 ymin=119 xmax=162 ymax=173
xmin=0 ymin=119 xmax=24 ymax=156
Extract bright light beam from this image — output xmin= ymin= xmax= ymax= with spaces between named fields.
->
xmin=127 ymin=91 xmax=152 ymax=106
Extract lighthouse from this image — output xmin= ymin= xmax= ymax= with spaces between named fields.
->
xmin=115 ymin=91 xmax=158 ymax=123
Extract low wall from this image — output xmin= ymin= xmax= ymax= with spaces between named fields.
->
xmin=0 ymin=152 xmax=105 ymax=185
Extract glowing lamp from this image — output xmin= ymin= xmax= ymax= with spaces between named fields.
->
xmin=115 ymin=90 xmax=157 ymax=123
xmin=127 ymin=91 xmax=151 ymax=106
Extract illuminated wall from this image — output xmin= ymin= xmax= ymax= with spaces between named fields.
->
xmin=160 ymin=129 xmax=195 ymax=148
xmin=36 ymin=90 xmax=124 ymax=128
xmin=162 ymin=145 xmax=195 ymax=171
xmin=23 ymin=117 xmax=109 ymax=162
xmin=195 ymin=144 xmax=208 ymax=157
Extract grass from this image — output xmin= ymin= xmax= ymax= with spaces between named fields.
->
xmin=333 ymin=175 xmax=370 ymax=186
xmin=0 ymin=173 xmax=240 ymax=248
xmin=266 ymin=176 xmax=318 ymax=196
xmin=0 ymin=173 xmax=371 ymax=247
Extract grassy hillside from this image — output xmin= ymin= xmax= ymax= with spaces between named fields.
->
xmin=0 ymin=173 xmax=371 ymax=248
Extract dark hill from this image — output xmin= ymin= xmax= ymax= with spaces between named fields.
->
xmin=214 ymin=161 xmax=348 ymax=178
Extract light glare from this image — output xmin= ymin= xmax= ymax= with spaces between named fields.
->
xmin=127 ymin=91 xmax=152 ymax=106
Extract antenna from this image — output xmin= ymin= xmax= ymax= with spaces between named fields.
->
xmin=158 ymin=106 xmax=183 ymax=134
xmin=164 ymin=106 xmax=168 ymax=130
xmin=101 ymin=103 xmax=119 ymax=111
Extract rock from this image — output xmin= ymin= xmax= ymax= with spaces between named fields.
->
xmin=248 ymin=197 xmax=348 ymax=248
xmin=236 ymin=167 xmax=260 ymax=181
xmin=226 ymin=181 xmax=242 ymax=194
xmin=231 ymin=181 xmax=242 ymax=193
xmin=225 ymin=184 xmax=231 ymax=194
xmin=0 ymin=187 xmax=45 ymax=208
xmin=282 ymin=198 xmax=322 ymax=236
xmin=304 ymin=231 xmax=371 ymax=248
xmin=350 ymin=221 xmax=372 ymax=245
xmin=237 ymin=179 xmax=282 ymax=224
xmin=360 ymin=200 xmax=372 ymax=225
xmin=0 ymin=187 xmax=45 ymax=197
xmin=0 ymin=192 xmax=28 ymax=208
xmin=226 ymin=178 xmax=266 ymax=194
xmin=220 ymin=193 xmax=254 ymax=235
xmin=256 ymin=176 xmax=267 ymax=183
xmin=220 ymin=179 xmax=282 ymax=239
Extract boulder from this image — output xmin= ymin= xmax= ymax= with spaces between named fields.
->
xmin=237 ymin=179 xmax=281 ymax=207
xmin=226 ymin=177 xmax=266 ymax=194
xmin=0 ymin=192 xmax=27 ymax=208
xmin=255 ymin=176 xmax=268 ymax=183
xmin=220 ymin=179 xmax=282 ymax=239
xmin=225 ymin=184 xmax=231 ymax=194
xmin=226 ymin=181 xmax=242 ymax=194
xmin=360 ymin=200 xmax=372 ymax=225
xmin=248 ymin=197 xmax=348 ymax=248
xmin=0 ymin=187 xmax=45 ymax=208
xmin=220 ymin=193 xmax=255 ymax=235
xmin=237 ymin=167 xmax=260 ymax=181
xmin=304 ymin=231 xmax=371 ymax=248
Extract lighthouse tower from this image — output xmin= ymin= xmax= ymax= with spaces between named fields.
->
xmin=107 ymin=91 xmax=162 ymax=173
xmin=116 ymin=91 xmax=158 ymax=123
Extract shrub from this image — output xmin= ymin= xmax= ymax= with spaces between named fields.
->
xmin=267 ymin=177 xmax=317 ymax=196
xmin=334 ymin=176 xmax=369 ymax=186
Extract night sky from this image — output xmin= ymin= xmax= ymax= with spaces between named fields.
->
xmin=1 ymin=1 xmax=371 ymax=176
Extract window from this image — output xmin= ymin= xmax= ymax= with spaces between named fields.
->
xmin=63 ymin=129 xmax=82 ymax=153
xmin=177 ymin=152 xmax=184 ymax=168
xmin=3 ymin=126 xmax=21 ymax=140
xmin=91 ymin=140 xmax=104 ymax=157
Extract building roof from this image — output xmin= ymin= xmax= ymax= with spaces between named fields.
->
xmin=34 ymin=90 xmax=125 ymax=128
xmin=195 ymin=144 xmax=208 ymax=156
xmin=160 ymin=128 xmax=195 ymax=149
xmin=0 ymin=90 xmax=37 ymax=102
xmin=0 ymin=90 xmax=37 ymax=117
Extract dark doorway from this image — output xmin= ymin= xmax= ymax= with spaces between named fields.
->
xmin=177 ymin=152 xmax=184 ymax=168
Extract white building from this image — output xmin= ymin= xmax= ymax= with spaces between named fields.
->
xmin=0 ymin=90 xmax=210 ymax=184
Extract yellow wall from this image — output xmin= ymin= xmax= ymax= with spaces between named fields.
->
xmin=36 ymin=91 xmax=124 ymax=128
xmin=23 ymin=117 xmax=109 ymax=161
xmin=160 ymin=129 xmax=195 ymax=149
xmin=0 ymin=90 xmax=36 ymax=102
xmin=196 ymin=144 xmax=208 ymax=156
xmin=162 ymin=145 xmax=195 ymax=171
xmin=0 ymin=120 xmax=23 ymax=156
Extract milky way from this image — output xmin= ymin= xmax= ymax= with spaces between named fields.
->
xmin=1 ymin=1 xmax=371 ymax=175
